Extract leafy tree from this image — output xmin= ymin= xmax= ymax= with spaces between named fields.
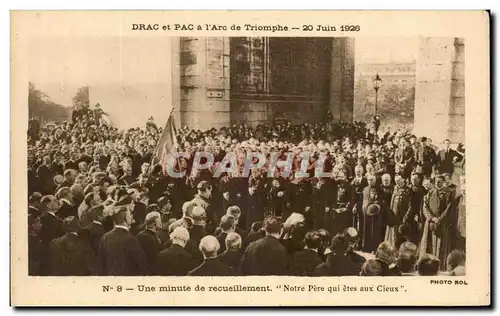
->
xmin=28 ymin=82 xmax=71 ymax=123
xmin=72 ymin=86 xmax=89 ymax=109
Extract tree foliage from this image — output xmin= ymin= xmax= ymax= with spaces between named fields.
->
xmin=354 ymin=78 xmax=415 ymax=123
xmin=72 ymin=86 xmax=89 ymax=109
xmin=28 ymin=82 xmax=71 ymax=123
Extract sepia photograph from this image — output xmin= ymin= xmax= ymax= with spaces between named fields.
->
xmin=11 ymin=11 xmax=489 ymax=306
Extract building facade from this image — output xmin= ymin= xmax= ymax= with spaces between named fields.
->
xmin=172 ymin=37 xmax=355 ymax=130
xmin=169 ymin=36 xmax=464 ymax=143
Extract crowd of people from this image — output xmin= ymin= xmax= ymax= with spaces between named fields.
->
xmin=27 ymin=103 xmax=466 ymax=277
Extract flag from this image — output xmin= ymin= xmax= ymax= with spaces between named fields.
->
xmin=151 ymin=110 xmax=178 ymax=175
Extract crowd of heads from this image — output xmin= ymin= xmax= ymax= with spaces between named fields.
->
xmin=27 ymin=105 xmax=466 ymax=277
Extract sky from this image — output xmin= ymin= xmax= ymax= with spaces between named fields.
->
xmin=355 ymin=37 xmax=418 ymax=64
xmin=29 ymin=36 xmax=418 ymax=128
xmin=29 ymin=36 xmax=174 ymax=128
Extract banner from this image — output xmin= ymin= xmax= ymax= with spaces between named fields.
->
xmin=152 ymin=108 xmax=178 ymax=175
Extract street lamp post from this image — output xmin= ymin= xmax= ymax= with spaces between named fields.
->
xmin=372 ymin=73 xmax=382 ymax=116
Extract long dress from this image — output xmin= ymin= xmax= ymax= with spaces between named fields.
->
xmin=362 ymin=199 xmax=387 ymax=253
xmin=422 ymin=187 xmax=456 ymax=270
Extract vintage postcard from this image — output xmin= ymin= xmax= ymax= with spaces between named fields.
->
xmin=11 ymin=11 xmax=490 ymax=306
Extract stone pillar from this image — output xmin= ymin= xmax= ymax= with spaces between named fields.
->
xmin=171 ymin=37 xmax=181 ymax=127
xmin=179 ymin=37 xmax=230 ymax=130
xmin=329 ymin=38 xmax=355 ymax=122
xmin=414 ymin=37 xmax=465 ymax=143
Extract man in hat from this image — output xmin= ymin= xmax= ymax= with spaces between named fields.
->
xmin=97 ymin=206 xmax=148 ymax=276
xmin=422 ymin=174 xmax=456 ymax=270
xmin=188 ymin=236 xmax=235 ymax=276
xmin=49 ymin=216 xmax=96 ymax=276
xmin=241 ymin=216 xmax=287 ymax=276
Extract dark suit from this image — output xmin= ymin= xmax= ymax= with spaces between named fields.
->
xmin=287 ymin=249 xmax=323 ymax=276
xmin=241 ymin=235 xmax=288 ymax=275
xmin=64 ymin=160 xmax=78 ymax=171
xmin=137 ymin=229 xmax=161 ymax=271
xmin=153 ymin=244 xmax=196 ymax=276
xmin=188 ymin=258 xmax=236 ymax=276
xmin=395 ymin=146 xmax=415 ymax=178
xmin=243 ymin=194 xmax=264 ymax=232
xmin=454 ymin=194 xmax=466 ymax=251
xmin=40 ymin=212 xmax=63 ymax=244
xmin=437 ymin=148 xmax=462 ymax=175
xmin=56 ymin=180 xmax=73 ymax=192
xmin=36 ymin=164 xmax=54 ymax=195
xmin=311 ymin=185 xmax=332 ymax=229
xmin=163 ymin=238 xmax=204 ymax=266
xmin=57 ymin=200 xmax=78 ymax=220
xmin=80 ymin=221 xmax=105 ymax=255
xmin=416 ymin=145 xmax=437 ymax=176
xmin=28 ymin=235 xmax=44 ymax=276
xmin=189 ymin=225 xmax=207 ymax=246
xmin=242 ymin=230 xmax=265 ymax=251
xmin=314 ymin=253 xmax=358 ymax=276
xmin=131 ymin=202 xmax=147 ymax=235
xmin=29 ymin=206 xmax=41 ymax=217
xmin=346 ymin=250 xmax=366 ymax=275
xmin=49 ymin=233 xmax=96 ymax=276
xmin=97 ymin=226 xmax=149 ymax=276
xmin=216 ymin=231 xmax=228 ymax=253
xmin=218 ymin=249 xmax=242 ymax=269
xmin=118 ymin=174 xmax=137 ymax=186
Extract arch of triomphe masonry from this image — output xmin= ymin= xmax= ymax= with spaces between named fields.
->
xmin=169 ymin=37 xmax=464 ymax=144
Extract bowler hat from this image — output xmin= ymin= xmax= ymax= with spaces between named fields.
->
xmin=365 ymin=204 xmax=381 ymax=216
xmin=398 ymin=223 xmax=410 ymax=237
